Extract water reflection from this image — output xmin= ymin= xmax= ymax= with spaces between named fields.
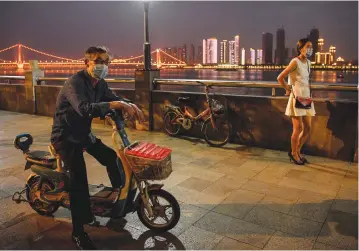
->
xmin=0 ymin=67 xmax=357 ymax=101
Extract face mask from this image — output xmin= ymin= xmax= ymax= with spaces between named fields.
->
xmin=305 ymin=48 xmax=313 ymax=58
xmin=93 ymin=64 xmax=108 ymax=79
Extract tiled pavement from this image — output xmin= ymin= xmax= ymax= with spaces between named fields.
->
xmin=0 ymin=110 xmax=357 ymax=250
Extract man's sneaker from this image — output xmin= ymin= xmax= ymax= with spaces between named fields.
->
xmin=71 ymin=232 xmax=96 ymax=250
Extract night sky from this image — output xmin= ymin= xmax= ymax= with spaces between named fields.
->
xmin=0 ymin=1 xmax=357 ymax=61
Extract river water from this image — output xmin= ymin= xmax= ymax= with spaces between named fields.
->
xmin=1 ymin=68 xmax=357 ymax=101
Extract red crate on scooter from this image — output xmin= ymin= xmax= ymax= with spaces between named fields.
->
xmin=124 ymin=141 xmax=172 ymax=180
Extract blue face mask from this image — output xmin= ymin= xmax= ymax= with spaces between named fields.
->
xmin=93 ymin=64 xmax=108 ymax=79
xmin=306 ymin=48 xmax=313 ymax=58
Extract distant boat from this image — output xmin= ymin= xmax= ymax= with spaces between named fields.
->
xmin=336 ymin=73 xmax=344 ymax=79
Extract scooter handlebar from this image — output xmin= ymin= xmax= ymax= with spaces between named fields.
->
xmin=105 ymin=109 xmax=125 ymax=130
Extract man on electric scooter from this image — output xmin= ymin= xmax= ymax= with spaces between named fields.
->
xmin=50 ymin=46 xmax=145 ymax=249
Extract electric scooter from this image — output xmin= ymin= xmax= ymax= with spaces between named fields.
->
xmin=12 ymin=110 xmax=180 ymax=232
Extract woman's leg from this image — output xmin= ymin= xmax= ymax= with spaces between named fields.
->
xmin=291 ymin=116 xmax=303 ymax=161
xmin=297 ymin=116 xmax=312 ymax=158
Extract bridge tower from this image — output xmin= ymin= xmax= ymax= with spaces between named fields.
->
xmin=156 ymin=49 xmax=161 ymax=68
xmin=17 ymin=44 xmax=24 ymax=69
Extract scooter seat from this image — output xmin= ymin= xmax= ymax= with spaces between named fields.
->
xmin=25 ymin=150 xmax=56 ymax=167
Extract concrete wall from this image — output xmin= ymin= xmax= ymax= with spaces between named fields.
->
xmin=0 ymin=85 xmax=34 ymax=114
xmin=152 ymin=91 xmax=358 ymax=162
xmin=0 ymin=83 xmax=357 ymax=162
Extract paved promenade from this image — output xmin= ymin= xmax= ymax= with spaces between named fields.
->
xmin=0 ymin=110 xmax=357 ymax=250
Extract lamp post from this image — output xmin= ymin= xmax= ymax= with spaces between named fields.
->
xmin=143 ymin=2 xmax=151 ymax=70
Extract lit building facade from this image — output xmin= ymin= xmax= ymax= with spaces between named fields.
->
xmin=256 ymin=49 xmax=263 ymax=65
xmin=250 ymin=48 xmax=256 ymax=65
xmin=220 ymin=40 xmax=228 ymax=64
xmin=241 ymin=48 xmax=246 ymax=65
xmin=203 ymin=38 xmax=218 ymax=64
xmin=229 ymin=41 xmax=235 ymax=65
xmin=234 ymin=35 xmax=240 ymax=64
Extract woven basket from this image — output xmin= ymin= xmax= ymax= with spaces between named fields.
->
xmin=124 ymin=142 xmax=173 ymax=180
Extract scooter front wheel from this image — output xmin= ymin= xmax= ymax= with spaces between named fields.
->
xmin=137 ymin=189 xmax=180 ymax=232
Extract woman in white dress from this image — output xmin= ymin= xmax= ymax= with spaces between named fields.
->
xmin=277 ymin=38 xmax=315 ymax=165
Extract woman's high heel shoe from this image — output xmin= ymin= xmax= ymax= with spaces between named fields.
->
xmin=300 ymin=156 xmax=308 ymax=163
xmin=288 ymin=152 xmax=304 ymax=165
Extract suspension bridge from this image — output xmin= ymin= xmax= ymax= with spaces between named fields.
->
xmin=0 ymin=44 xmax=187 ymax=69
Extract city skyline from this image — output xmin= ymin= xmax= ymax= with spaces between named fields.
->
xmin=159 ymin=27 xmax=343 ymax=66
xmin=0 ymin=1 xmax=357 ymax=61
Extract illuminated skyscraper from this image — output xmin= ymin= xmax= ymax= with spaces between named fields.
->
xmin=228 ymin=41 xmax=235 ymax=65
xmin=203 ymin=38 xmax=218 ymax=64
xmin=318 ymin=38 xmax=324 ymax=53
xmin=202 ymin=40 xmax=207 ymax=64
xmin=220 ymin=40 xmax=228 ymax=64
xmin=250 ymin=48 xmax=256 ymax=65
xmin=182 ymin=44 xmax=187 ymax=63
xmin=256 ymin=49 xmax=263 ymax=65
xmin=241 ymin=48 xmax=246 ymax=65
xmin=234 ymin=35 xmax=240 ymax=64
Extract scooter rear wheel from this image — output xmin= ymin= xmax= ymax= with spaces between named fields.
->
xmin=137 ymin=189 xmax=180 ymax=232
xmin=26 ymin=176 xmax=60 ymax=216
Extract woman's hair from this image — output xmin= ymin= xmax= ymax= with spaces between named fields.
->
xmin=296 ymin=38 xmax=310 ymax=55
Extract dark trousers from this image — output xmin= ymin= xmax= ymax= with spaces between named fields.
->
xmin=56 ymin=138 xmax=123 ymax=234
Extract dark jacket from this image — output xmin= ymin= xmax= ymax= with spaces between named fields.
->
xmin=51 ymin=70 xmax=127 ymax=147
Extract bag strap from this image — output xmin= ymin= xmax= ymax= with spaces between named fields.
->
xmin=306 ymin=58 xmax=312 ymax=98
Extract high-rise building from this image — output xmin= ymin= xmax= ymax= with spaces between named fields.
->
xmin=291 ymin=48 xmax=297 ymax=58
xmin=308 ymin=28 xmax=319 ymax=61
xmin=318 ymin=38 xmax=324 ymax=53
xmin=329 ymin=46 xmax=336 ymax=65
xmin=250 ymin=48 xmax=256 ymax=65
xmin=188 ymin=44 xmax=195 ymax=65
xmin=202 ymin=40 xmax=207 ymax=64
xmin=177 ymin=47 xmax=183 ymax=62
xmin=229 ymin=41 xmax=235 ymax=65
xmin=275 ymin=27 xmax=285 ymax=65
xmin=241 ymin=48 xmax=246 ymax=65
xmin=284 ymin=48 xmax=290 ymax=64
xmin=220 ymin=40 xmax=229 ymax=64
xmin=172 ymin=47 xmax=177 ymax=58
xmin=203 ymin=38 xmax=218 ymax=64
xmin=197 ymin=45 xmax=202 ymax=64
xmin=256 ymin=49 xmax=263 ymax=65
xmin=234 ymin=35 xmax=240 ymax=64
xmin=182 ymin=44 xmax=187 ymax=63
xmin=262 ymin=32 xmax=273 ymax=64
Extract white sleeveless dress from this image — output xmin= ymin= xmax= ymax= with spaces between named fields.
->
xmin=285 ymin=58 xmax=316 ymax=117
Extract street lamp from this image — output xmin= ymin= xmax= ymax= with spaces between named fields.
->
xmin=143 ymin=1 xmax=151 ymax=70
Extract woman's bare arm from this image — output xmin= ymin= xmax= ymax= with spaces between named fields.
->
xmin=277 ymin=59 xmax=297 ymax=96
